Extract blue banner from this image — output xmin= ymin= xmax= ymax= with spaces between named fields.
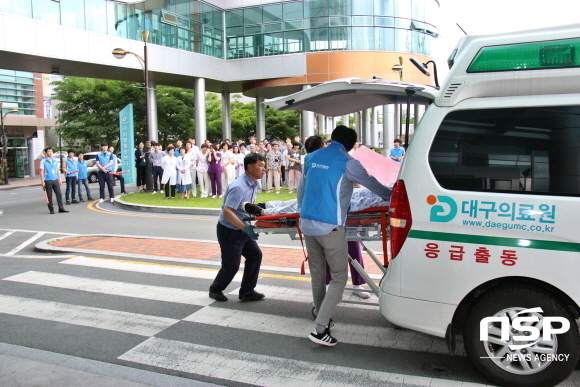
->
xmin=119 ymin=104 xmax=135 ymax=184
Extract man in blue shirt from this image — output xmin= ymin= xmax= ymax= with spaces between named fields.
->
xmin=389 ymin=139 xmax=405 ymax=162
xmin=76 ymin=152 xmax=93 ymax=202
xmin=64 ymin=149 xmax=79 ymax=205
xmin=209 ymin=153 xmax=266 ymax=302
xmin=298 ymin=126 xmax=391 ymax=346
xmin=39 ymin=147 xmax=68 ymax=214
xmin=95 ymin=142 xmax=115 ymax=203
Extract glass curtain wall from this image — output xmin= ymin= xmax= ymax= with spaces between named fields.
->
xmin=0 ymin=70 xmax=36 ymax=115
xmin=226 ymin=0 xmax=439 ymax=59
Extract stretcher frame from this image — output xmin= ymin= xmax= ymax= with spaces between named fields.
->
xmin=250 ymin=206 xmax=390 ymax=298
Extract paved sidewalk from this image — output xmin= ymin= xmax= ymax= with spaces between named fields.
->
xmin=38 ymin=234 xmax=387 ymax=278
xmin=0 ymin=175 xmax=39 ymax=190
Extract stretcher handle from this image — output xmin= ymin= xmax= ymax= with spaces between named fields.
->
xmin=348 ymin=256 xmax=380 ymax=297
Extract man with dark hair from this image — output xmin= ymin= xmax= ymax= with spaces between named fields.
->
xmin=39 ymin=147 xmax=68 ymax=214
xmin=390 ymin=139 xmax=405 ymax=162
xmin=209 ymin=152 xmax=267 ymax=302
xmin=298 ymin=125 xmax=391 ymax=346
xmin=95 ymin=142 xmax=115 ymax=203
xmin=304 ymin=135 xmax=325 ymax=154
xmin=64 ymin=149 xmax=79 ymax=205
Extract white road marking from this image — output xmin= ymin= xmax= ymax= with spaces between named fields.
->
xmin=60 ymin=256 xmax=243 ymax=282
xmin=0 ymin=231 xmax=15 ymax=242
xmin=5 ymin=232 xmax=45 ymax=256
xmin=3 ymin=271 xmax=215 ymax=306
xmin=0 ymin=295 xmax=178 ymax=336
xmin=0 ymin=228 xmax=78 ymax=236
xmin=119 ymin=337 xmax=477 ymax=387
xmin=183 ymin=306 xmax=451 ymax=354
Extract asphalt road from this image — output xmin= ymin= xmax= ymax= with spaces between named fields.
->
xmin=1 ymin=183 xmax=576 ymax=386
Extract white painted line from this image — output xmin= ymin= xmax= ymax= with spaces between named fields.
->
xmin=0 ymin=228 xmax=78 ymax=236
xmin=5 ymin=232 xmax=45 ymax=256
xmin=119 ymin=337 xmax=479 ymax=387
xmin=242 ymin=284 xmax=379 ymax=309
xmin=183 ymin=306 xmax=451 ymax=355
xmin=0 ymin=295 xmax=178 ymax=336
xmin=0 ymin=231 xmax=15 ymax=242
xmin=3 ymin=271 xmax=216 ymax=306
xmin=60 ymin=256 xmax=243 ymax=282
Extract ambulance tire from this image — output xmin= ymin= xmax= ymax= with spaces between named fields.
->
xmin=464 ymin=285 xmax=579 ymax=387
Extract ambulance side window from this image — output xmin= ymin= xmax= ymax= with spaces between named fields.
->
xmin=428 ymin=105 xmax=580 ymax=196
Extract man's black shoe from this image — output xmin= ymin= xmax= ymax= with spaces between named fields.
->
xmin=242 ymin=202 xmax=263 ymax=216
xmin=209 ymin=289 xmax=228 ymax=302
xmin=71 ymin=200 xmax=79 ymax=204
xmin=257 ymin=203 xmax=266 ymax=209
xmin=59 ymin=209 xmax=69 ymax=213
xmin=88 ymin=197 xmax=94 ymax=201
xmin=239 ymin=290 xmax=265 ymax=301
xmin=49 ymin=210 xmax=55 ymax=214
xmin=66 ymin=201 xmax=71 ymax=205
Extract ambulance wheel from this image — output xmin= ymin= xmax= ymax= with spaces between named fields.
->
xmin=311 ymin=304 xmax=317 ymax=319
xmin=464 ymin=285 xmax=579 ymax=387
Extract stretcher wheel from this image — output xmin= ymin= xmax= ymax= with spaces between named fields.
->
xmin=311 ymin=304 xmax=317 ymax=319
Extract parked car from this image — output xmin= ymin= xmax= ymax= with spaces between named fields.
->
xmin=86 ymin=159 xmax=122 ymax=183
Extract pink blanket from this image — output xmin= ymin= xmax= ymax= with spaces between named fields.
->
xmin=351 ymin=146 xmax=401 ymax=185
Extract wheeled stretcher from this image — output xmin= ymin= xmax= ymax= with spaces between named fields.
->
xmin=247 ymin=206 xmax=390 ymax=299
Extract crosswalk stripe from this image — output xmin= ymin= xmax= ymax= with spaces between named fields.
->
xmin=3 ymin=271 xmax=216 ymax=306
xmin=183 ymin=306 xmax=451 ymax=355
xmin=0 ymin=295 xmax=179 ymax=336
xmin=60 ymin=256 xmax=243 ymax=282
xmin=0 ymin=231 xmax=14 ymax=242
xmin=5 ymin=232 xmax=45 ymax=256
xmin=119 ymin=337 xmax=480 ymax=387
xmin=243 ymin=284 xmax=378 ymax=310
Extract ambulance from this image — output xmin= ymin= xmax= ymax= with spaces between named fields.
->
xmin=267 ymin=24 xmax=580 ymax=387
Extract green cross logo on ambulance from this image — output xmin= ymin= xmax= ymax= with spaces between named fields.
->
xmin=427 ymin=195 xmax=556 ymax=233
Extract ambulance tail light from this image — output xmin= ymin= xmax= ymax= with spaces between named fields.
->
xmin=389 ymin=180 xmax=412 ymax=259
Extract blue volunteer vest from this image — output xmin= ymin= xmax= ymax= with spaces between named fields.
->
xmin=300 ymin=141 xmax=349 ymax=225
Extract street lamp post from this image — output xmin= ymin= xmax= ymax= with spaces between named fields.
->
xmin=112 ymin=30 xmax=156 ymax=191
xmin=0 ymin=104 xmax=18 ymax=185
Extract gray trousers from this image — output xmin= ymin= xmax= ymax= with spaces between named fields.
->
xmin=305 ymin=226 xmax=348 ymax=328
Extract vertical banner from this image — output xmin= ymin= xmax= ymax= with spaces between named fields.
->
xmin=119 ymin=104 xmax=136 ymax=184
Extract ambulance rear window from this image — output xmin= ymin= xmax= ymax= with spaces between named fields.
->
xmin=467 ymin=38 xmax=580 ymax=73
xmin=428 ymin=105 xmax=580 ymax=196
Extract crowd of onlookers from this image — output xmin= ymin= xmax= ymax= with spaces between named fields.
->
xmin=137 ymin=135 xmax=319 ymax=199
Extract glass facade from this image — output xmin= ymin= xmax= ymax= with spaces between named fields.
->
xmin=0 ymin=70 xmax=36 ymax=115
xmin=0 ymin=0 xmax=438 ymax=60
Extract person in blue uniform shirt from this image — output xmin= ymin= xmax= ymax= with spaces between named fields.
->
xmin=208 ymin=152 xmax=266 ymax=303
xmin=39 ymin=147 xmax=68 ymax=214
xmin=389 ymin=139 xmax=405 ymax=162
xmin=76 ymin=152 xmax=92 ymax=202
xmin=95 ymin=142 xmax=115 ymax=203
xmin=64 ymin=149 xmax=79 ymax=205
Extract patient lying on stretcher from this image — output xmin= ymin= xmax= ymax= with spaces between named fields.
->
xmin=243 ymin=183 xmax=392 ymax=217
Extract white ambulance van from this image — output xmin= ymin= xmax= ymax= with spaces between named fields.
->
xmin=267 ymin=24 xmax=580 ymax=387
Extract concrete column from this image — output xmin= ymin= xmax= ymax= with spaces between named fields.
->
xmin=301 ymin=85 xmax=314 ymax=139
xmin=342 ymin=114 xmax=349 ymax=128
xmin=221 ymin=92 xmax=231 ymax=141
xmin=371 ymin=107 xmax=379 ymax=148
xmin=354 ymin=111 xmax=361 ymax=140
xmin=194 ymin=77 xmax=206 ymax=145
xmin=256 ymin=96 xmax=265 ymax=140
xmin=147 ymin=79 xmax=158 ymax=142
xmin=362 ymin=109 xmax=371 ymax=146
xmin=383 ymin=104 xmax=395 ymax=153
xmin=394 ymin=103 xmax=401 ymax=140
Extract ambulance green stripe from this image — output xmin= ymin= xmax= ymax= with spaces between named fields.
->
xmin=409 ymin=230 xmax=580 ymax=252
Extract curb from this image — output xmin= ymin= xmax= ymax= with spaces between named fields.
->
xmin=112 ymin=196 xmax=221 ymax=216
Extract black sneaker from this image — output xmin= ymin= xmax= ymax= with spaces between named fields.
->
xmin=88 ymin=197 xmax=94 ymax=201
xmin=79 ymin=199 xmax=85 ymax=202
xmin=66 ymin=201 xmax=71 ymax=205
xmin=239 ymin=290 xmax=265 ymax=301
xmin=242 ymin=202 xmax=263 ymax=216
xmin=308 ymin=327 xmax=337 ymax=346
xmin=209 ymin=289 xmax=228 ymax=302
xmin=257 ymin=203 xmax=266 ymax=209
xmin=71 ymin=200 xmax=79 ymax=204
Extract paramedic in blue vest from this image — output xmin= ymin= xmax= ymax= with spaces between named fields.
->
xmin=76 ymin=152 xmax=93 ymax=202
xmin=64 ymin=149 xmax=79 ymax=205
xmin=389 ymin=138 xmax=405 ymax=162
xmin=298 ymin=126 xmax=392 ymax=346
xmin=95 ymin=142 xmax=115 ymax=203
xmin=39 ymin=147 xmax=68 ymax=214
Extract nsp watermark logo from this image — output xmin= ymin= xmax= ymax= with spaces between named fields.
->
xmin=480 ymin=307 xmax=571 ymax=362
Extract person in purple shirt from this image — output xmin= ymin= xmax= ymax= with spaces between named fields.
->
xmin=207 ymin=144 xmax=223 ymax=198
